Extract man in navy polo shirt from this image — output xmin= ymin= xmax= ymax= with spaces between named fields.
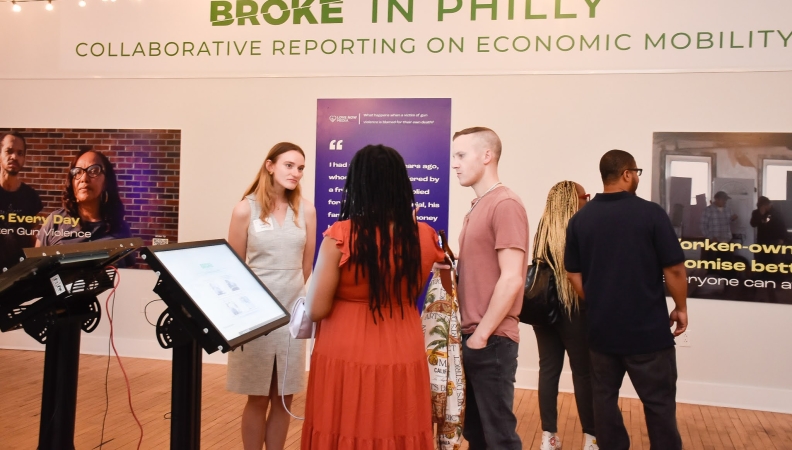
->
xmin=564 ymin=149 xmax=688 ymax=450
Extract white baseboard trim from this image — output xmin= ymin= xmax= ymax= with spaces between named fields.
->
xmin=0 ymin=330 xmax=229 ymax=365
xmin=516 ymin=367 xmax=792 ymax=415
xmin=3 ymin=334 xmax=790 ymax=415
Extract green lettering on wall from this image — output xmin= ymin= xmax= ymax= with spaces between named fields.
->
xmin=645 ymin=33 xmax=665 ymax=49
xmin=697 ymin=32 xmax=713 ymax=49
xmin=389 ymin=0 xmax=413 ymax=22
xmin=494 ymin=36 xmax=508 ymax=52
xmin=289 ymin=40 xmax=300 ymax=54
xmin=536 ymin=35 xmax=551 ymax=51
xmin=777 ymin=30 xmax=792 ymax=47
xmin=236 ymin=0 xmax=261 ymax=25
xmin=555 ymin=0 xmax=576 ymax=19
xmin=729 ymin=31 xmax=743 ymax=49
xmin=306 ymin=40 xmax=318 ymax=53
xmin=321 ymin=0 xmax=343 ymax=23
xmin=401 ymin=38 xmax=415 ymax=53
xmin=428 ymin=37 xmax=445 ymax=53
xmin=262 ymin=0 xmax=289 ymax=25
xmin=584 ymin=0 xmax=600 ymax=18
xmin=210 ymin=1 xmax=234 ymax=26
xmin=233 ymin=41 xmax=248 ymax=54
xmin=672 ymin=32 xmax=691 ymax=49
xmin=477 ymin=36 xmax=490 ymax=52
xmin=758 ymin=30 xmax=773 ymax=47
xmin=471 ymin=0 xmax=496 ymax=20
xmin=438 ymin=0 xmax=462 ymax=21
xmin=614 ymin=33 xmax=630 ymax=50
xmin=557 ymin=35 xmax=574 ymax=51
xmin=525 ymin=0 xmax=546 ymax=19
xmin=293 ymin=0 xmax=318 ymax=24
xmin=149 ymin=42 xmax=161 ymax=56
xmin=580 ymin=35 xmax=599 ymax=51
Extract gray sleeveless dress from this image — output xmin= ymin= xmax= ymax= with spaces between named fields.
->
xmin=226 ymin=195 xmax=307 ymax=395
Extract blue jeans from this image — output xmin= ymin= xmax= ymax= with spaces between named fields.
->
xmin=462 ymin=334 xmax=522 ymax=450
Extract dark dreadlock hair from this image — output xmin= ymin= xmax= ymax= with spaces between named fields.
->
xmin=339 ymin=145 xmax=423 ymax=322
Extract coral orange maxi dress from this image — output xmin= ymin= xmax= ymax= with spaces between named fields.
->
xmin=301 ymin=220 xmax=445 ymax=450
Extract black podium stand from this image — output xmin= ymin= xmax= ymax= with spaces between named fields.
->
xmin=151 ymin=277 xmax=204 ymax=450
xmin=0 ymin=238 xmax=141 ymax=450
xmin=141 ymin=240 xmax=290 ymax=450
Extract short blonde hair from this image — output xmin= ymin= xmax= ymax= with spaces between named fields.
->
xmin=453 ymin=126 xmax=502 ymax=162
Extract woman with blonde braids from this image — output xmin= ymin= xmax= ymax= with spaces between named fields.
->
xmin=533 ymin=181 xmax=599 ymax=450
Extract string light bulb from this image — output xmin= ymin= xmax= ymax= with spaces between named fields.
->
xmin=45 ymin=0 xmax=53 ymax=10
xmin=12 ymin=0 xmax=21 ymax=12
xmin=79 ymin=0 xmax=86 ymax=6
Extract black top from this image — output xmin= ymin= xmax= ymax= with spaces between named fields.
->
xmin=0 ymin=183 xmax=43 ymax=271
xmin=564 ymin=191 xmax=685 ymax=355
xmin=37 ymin=207 xmax=132 ymax=247
xmin=750 ymin=207 xmax=788 ymax=244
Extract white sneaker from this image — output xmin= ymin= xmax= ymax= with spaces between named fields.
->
xmin=583 ymin=433 xmax=599 ymax=450
xmin=541 ymin=431 xmax=562 ymax=450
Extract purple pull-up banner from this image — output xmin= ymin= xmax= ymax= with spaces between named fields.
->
xmin=315 ymin=98 xmax=452 ymax=252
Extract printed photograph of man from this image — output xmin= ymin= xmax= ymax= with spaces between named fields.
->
xmin=0 ymin=132 xmax=42 ymax=271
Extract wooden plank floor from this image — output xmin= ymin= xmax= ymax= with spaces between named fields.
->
xmin=1 ymin=349 xmax=791 ymax=449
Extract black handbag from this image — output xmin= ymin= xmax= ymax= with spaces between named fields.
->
xmin=520 ymin=258 xmax=561 ymax=326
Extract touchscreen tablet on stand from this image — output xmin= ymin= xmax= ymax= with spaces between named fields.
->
xmin=140 ymin=239 xmax=290 ymax=450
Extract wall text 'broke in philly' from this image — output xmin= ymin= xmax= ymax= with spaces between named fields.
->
xmin=209 ymin=0 xmax=603 ymax=26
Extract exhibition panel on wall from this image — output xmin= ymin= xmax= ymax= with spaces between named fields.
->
xmin=0 ymin=0 xmax=791 ymax=413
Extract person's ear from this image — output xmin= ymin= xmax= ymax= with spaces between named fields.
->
xmin=482 ymin=148 xmax=493 ymax=165
xmin=264 ymin=159 xmax=274 ymax=173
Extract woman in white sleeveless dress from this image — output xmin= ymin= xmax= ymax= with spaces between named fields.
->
xmin=226 ymin=142 xmax=316 ymax=450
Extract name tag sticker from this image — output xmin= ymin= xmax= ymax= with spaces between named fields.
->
xmin=253 ymin=219 xmax=274 ymax=233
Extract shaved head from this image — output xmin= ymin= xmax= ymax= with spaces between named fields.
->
xmin=452 ymin=127 xmax=502 ymax=162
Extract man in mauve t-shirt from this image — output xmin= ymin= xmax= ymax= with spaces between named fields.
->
xmin=452 ymin=127 xmax=528 ymax=449
xmin=565 ymin=150 xmax=688 ymax=450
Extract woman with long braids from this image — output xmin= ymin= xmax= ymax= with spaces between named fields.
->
xmin=226 ymin=142 xmax=316 ymax=450
xmin=302 ymin=145 xmax=445 ymax=449
xmin=533 ymin=181 xmax=598 ymax=450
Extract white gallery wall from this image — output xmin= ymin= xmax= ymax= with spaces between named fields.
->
xmin=0 ymin=73 xmax=791 ymax=413
xmin=1 ymin=0 xmax=792 ymax=414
